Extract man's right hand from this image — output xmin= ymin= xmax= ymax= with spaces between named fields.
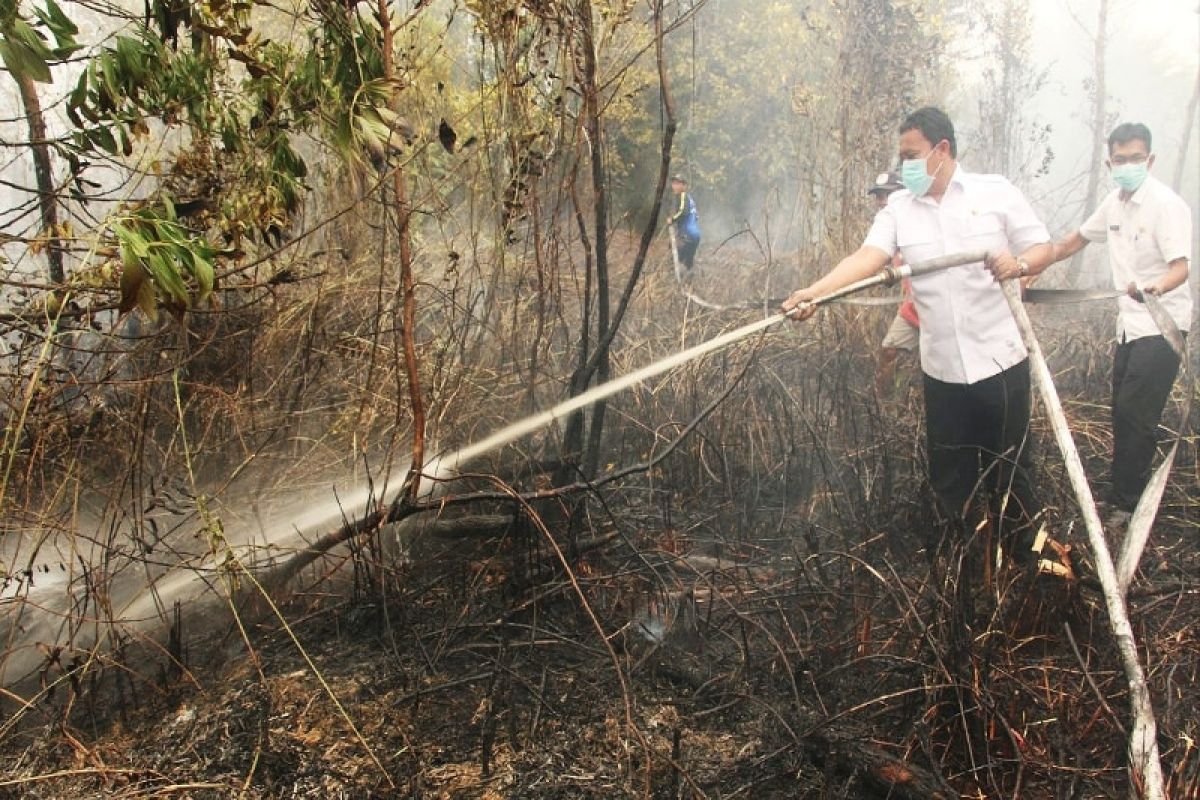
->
xmin=782 ymin=288 xmax=818 ymax=321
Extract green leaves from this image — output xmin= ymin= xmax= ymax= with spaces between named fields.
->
xmin=0 ymin=16 xmax=52 ymax=81
xmin=113 ymin=206 xmax=217 ymax=321
xmin=29 ymin=0 xmax=434 ymax=327
xmin=68 ymin=30 xmax=172 ymax=129
xmin=0 ymin=0 xmax=80 ymax=82
xmin=33 ymin=0 xmax=78 ymax=57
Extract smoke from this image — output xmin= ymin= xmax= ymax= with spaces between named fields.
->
xmin=1029 ymin=0 xmax=1199 ymax=221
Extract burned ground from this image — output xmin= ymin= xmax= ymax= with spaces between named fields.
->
xmin=1 ymin=239 xmax=1198 ymax=799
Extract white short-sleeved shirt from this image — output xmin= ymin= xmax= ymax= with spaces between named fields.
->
xmin=1078 ymin=174 xmax=1193 ymax=340
xmin=863 ymin=166 xmax=1050 ymax=384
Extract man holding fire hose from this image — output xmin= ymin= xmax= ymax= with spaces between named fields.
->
xmin=1031 ymin=122 xmax=1192 ymax=535
xmin=784 ymin=107 xmax=1056 ymax=564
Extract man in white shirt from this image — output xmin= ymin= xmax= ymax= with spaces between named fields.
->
xmin=784 ymin=107 xmax=1055 ymax=559
xmin=1027 ymin=122 xmax=1192 ymax=531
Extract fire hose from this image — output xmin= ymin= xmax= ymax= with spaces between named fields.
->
xmin=999 ymin=279 xmax=1174 ymax=798
xmin=448 ymin=249 xmax=992 ymax=471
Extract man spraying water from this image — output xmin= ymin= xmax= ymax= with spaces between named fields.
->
xmin=784 ymin=107 xmax=1058 ymax=567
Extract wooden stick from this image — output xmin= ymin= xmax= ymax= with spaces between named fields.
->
xmin=667 ymin=224 xmax=683 ymax=282
xmin=1000 ymin=279 xmax=1165 ymax=799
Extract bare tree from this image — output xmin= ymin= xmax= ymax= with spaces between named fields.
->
xmin=12 ymin=71 xmax=64 ymax=285
xmin=378 ymin=0 xmax=426 ymax=503
xmin=823 ymin=0 xmax=929 ymax=253
xmin=970 ymin=0 xmax=1051 ymax=183
xmin=1073 ymin=0 xmax=1109 ymax=287
xmin=1172 ymin=20 xmax=1199 ymax=193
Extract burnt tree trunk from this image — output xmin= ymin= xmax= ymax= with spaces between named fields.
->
xmin=15 ymin=71 xmax=65 ymax=285
xmin=379 ymin=0 xmax=426 ymax=503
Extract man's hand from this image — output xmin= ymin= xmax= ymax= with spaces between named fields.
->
xmin=1126 ymin=281 xmax=1163 ymax=302
xmin=780 ymin=245 xmax=892 ymax=322
xmin=985 ymin=249 xmax=1023 ymax=282
xmin=782 ymin=288 xmax=818 ymax=321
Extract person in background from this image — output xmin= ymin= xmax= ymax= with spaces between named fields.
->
xmin=869 ymin=171 xmax=920 ymax=397
xmin=783 ymin=107 xmax=1056 ymax=565
xmin=1026 ymin=122 xmax=1192 ymax=534
xmin=669 ymin=175 xmax=701 ymax=275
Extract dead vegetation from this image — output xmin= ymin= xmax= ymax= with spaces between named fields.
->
xmin=1 ymin=232 xmax=1197 ymax=799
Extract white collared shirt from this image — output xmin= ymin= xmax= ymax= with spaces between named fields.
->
xmin=1078 ymin=174 xmax=1193 ymax=340
xmin=864 ymin=166 xmax=1050 ymax=384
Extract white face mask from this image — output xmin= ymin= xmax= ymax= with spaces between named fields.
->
xmin=900 ymin=153 xmax=935 ymax=197
xmin=900 ymin=146 xmax=946 ymax=197
xmin=1111 ymin=162 xmax=1148 ymax=193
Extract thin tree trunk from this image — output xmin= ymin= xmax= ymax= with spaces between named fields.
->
xmin=579 ymin=0 xmax=610 ymax=478
xmin=557 ymin=175 xmax=593 ymax=478
xmin=1172 ymin=65 xmax=1199 ymax=193
xmin=379 ymin=0 xmax=426 ymax=502
xmin=15 ymin=72 xmax=64 ymax=285
xmin=1072 ymin=0 xmax=1107 ymax=288
xmin=557 ymin=1 xmax=699 ymax=484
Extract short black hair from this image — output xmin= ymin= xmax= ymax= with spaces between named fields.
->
xmin=899 ymin=107 xmax=957 ymax=158
xmin=1108 ymin=122 xmax=1152 ymax=154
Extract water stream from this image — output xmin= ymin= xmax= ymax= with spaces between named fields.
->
xmin=0 ymin=251 xmax=983 ymax=689
xmin=0 ymin=309 xmax=790 ymax=689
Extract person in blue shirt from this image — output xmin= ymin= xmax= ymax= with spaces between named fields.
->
xmin=669 ymin=175 xmax=701 ymax=273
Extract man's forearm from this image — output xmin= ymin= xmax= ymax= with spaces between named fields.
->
xmin=1016 ymin=232 xmax=1087 ymax=278
xmin=1149 ymin=258 xmax=1189 ymax=294
xmin=783 ymin=245 xmax=891 ymax=316
xmin=1046 ymin=231 xmax=1089 ymax=270
xmin=807 ymin=246 xmax=891 ymax=296
xmin=1018 ymin=242 xmax=1055 ymax=274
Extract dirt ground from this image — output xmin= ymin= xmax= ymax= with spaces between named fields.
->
xmin=3 ymin=494 xmax=1199 ymax=799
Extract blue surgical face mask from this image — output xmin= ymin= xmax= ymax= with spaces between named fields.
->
xmin=1111 ymin=162 xmax=1148 ymax=193
xmin=900 ymin=153 xmax=936 ymax=197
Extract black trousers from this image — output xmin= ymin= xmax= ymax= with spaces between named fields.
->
xmin=1111 ymin=334 xmax=1182 ymax=512
xmin=923 ymin=359 xmax=1041 ymax=538
xmin=675 ymin=234 xmax=699 ymax=270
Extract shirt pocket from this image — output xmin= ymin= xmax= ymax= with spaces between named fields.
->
xmin=950 ymin=213 xmax=1002 ymax=260
xmin=897 ymin=231 xmax=940 ymax=265
xmin=1131 ymin=227 xmax=1158 ymax=259
xmin=965 ymin=213 xmax=1003 ymax=242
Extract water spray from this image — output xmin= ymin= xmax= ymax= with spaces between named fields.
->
xmin=0 ymin=250 xmax=993 ymax=690
xmin=434 ymin=250 xmax=992 ymax=469
xmin=233 ymin=250 xmax=994 ymax=584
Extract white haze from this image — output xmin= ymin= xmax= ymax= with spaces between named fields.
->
xmin=1030 ymin=0 xmax=1199 ymax=220
xmin=937 ymin=0 xmax=1199 ymax=294
xmin=2 ymin=0 xmax=1197 ymax=273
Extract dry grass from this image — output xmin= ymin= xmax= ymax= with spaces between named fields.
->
xmin=1 ymin=226 xmax=1197 ymax=798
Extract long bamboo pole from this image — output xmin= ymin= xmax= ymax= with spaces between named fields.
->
xmin=1000 ymin=279 xmax=1165 ymax=800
